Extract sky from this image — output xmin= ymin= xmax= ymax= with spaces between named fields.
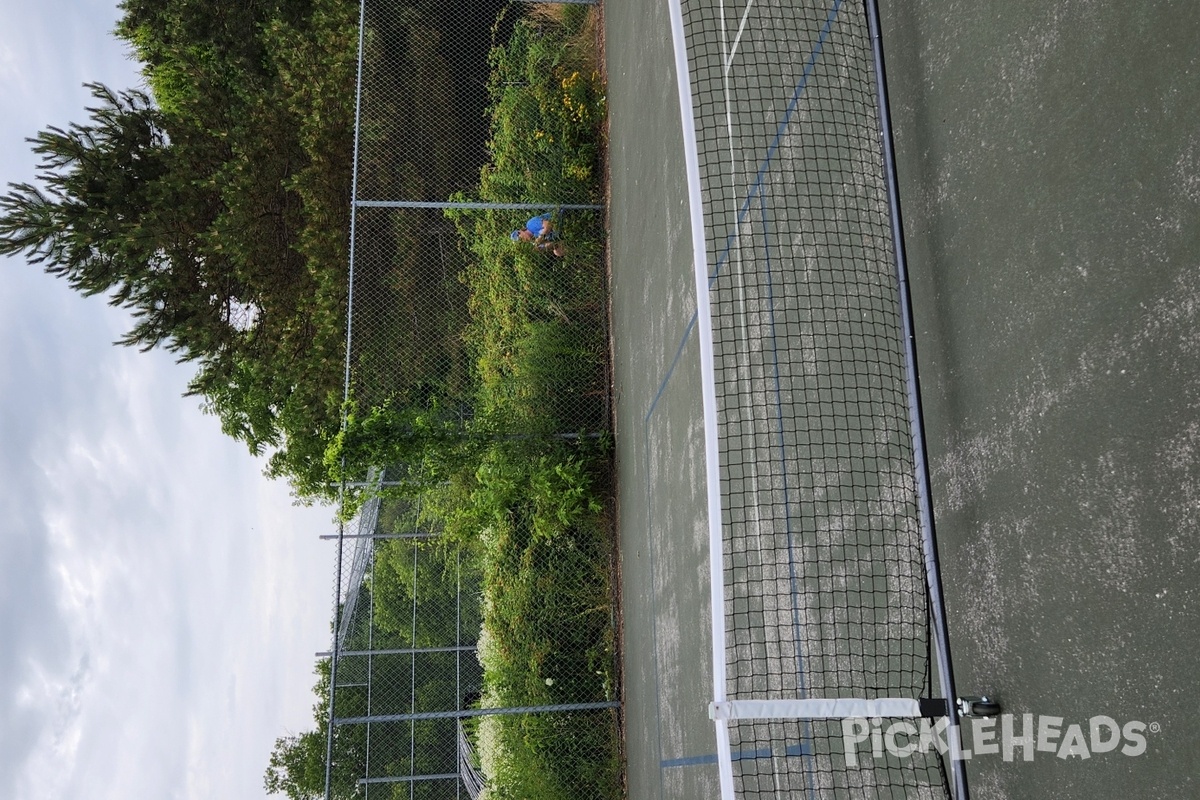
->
xmin=0 ymin=2 xmax=336 ymax=798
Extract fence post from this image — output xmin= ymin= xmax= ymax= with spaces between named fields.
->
xmin=334 ymin=701 xmax=622 ymax=725
xmin=354 ymin=200 xmax=602 ymax=211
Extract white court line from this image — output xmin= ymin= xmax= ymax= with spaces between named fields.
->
xmin=667 ymin=1 xmax=735 ymax=796
xmin=725 ymin=0 xmax=755 ymax=74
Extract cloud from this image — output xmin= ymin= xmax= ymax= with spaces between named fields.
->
xmin=2 ymin=333 xmax=333 ymax=800
xmin=0 ymin=5 xmax=336 ymax=799
xmin=0 ymin=40 xmax=21 ymax=93
xmin=0 ymin=285 xmax=110 ymax=799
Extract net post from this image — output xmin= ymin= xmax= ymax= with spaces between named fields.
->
xmin=864 ymin=0 xmax=970 ymax=797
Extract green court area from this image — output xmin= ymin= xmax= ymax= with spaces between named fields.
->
xmin=606 ymin=1 xmax=1200 ymax=798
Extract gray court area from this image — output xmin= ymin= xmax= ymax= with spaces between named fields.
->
xmin=880 ymin=2 xmax=1200 ymax=798
xmin=605 ymin=0 xmax=722 ymax=794
xmin=608 ymin=0 xmax=1200 ymax=798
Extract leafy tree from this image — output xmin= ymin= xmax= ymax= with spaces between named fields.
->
xmin=1 ymin=0 xmax=517 ymax=499
xmin=264 ymin=730 xmax=329 ymax=800
xmin=264 ymin=659 xmax=367 ymax=800
xmin=0 ymin=84 xmax=235 ymax=357
xmin=1 ymin=0 xmax=359 ymax=499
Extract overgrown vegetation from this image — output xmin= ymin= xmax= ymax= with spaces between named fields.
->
xmin=270 ymin=5 xmax=619 ymax=800
xmin=2 ymin=0 xmax=618 ymax=796
xmin=336 ymin=8 xmax=619 ymax=796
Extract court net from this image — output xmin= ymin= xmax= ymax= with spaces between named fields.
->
xmin=668 ymin=0 xmax=963 ymax=797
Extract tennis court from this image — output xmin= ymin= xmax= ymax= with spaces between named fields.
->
xmin=607 ymin=1 xmax=1200 ymax=798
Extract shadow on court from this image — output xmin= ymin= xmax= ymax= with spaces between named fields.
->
xmin=607 ymin=0 xmax=1199 ymax=798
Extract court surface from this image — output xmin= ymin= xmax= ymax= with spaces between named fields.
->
xmin=605 ymin=0 xmax=720 ymax=795
xmin=607 ymin=1 xmax=1200 ymax=798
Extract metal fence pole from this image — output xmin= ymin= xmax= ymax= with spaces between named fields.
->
xmin=354 ymin=199 xmax=602 ymax=210
xmin=318 ymin=646 xmax=478 ymax=658
xmin=320 ymin=532 xmax=439 ymax=540
xmin=335 ymin=701 xmax=622 ymax=725
xmin=323 ymin=0 xmax=369 ymax=794
xmin=358 ymin=774 xmax=459 ymax=785
xmin=456 ymin=549 xmax=463 ymax=800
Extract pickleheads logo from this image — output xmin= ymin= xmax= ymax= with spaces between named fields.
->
xmin=841 ymin=715 xmax=1155 ymax=766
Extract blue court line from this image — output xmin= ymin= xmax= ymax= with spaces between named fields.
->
xmin=662 ymin=753 xmax=720 ymax=768
xmin=662 ymin=748 xmax=771 ymax=768
xmin=661 ymin=741 xmax=812 ymax=769
xmin=645 ymin=311 xmax=698 ymax=423
xmin=642 ymin=4 xmax=846 ymax=796
xmin=785 ymin=742 xmax=813 ymax=758
xmin=645 ymin=0 xmax=845 ymax=421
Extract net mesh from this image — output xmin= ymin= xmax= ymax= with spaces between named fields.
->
xmin=677 ymin=0 xmax=951 ymax=796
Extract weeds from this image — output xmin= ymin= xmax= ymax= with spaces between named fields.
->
xmin=330 ymin=7 xmax=618 ymax=796
xmin=449 ymin=8 xmax=619 ymax=798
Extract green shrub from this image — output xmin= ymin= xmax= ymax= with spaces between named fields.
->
xmin=331 ymin=8 xmax=620 ymax=798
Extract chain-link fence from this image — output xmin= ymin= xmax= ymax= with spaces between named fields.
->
xmin=324 ymin=487 xmax=486 ymax=798
xmin=322 ymin=2 xmax=620 ymax=798
xmin=325 ymin=482 xmax=621 ymax=799
xmin=345 ymin=0 xmax=607 ymax=418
